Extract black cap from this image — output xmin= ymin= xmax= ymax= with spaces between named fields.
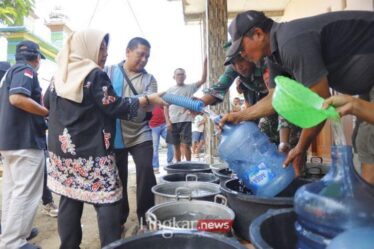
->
xmin=16 ymin=40 xmax=46 ymax=59
xmin=227 ymin=10 xmax=267 ymax=58
xmin=223 ymin=40 xmax=241 ymax=66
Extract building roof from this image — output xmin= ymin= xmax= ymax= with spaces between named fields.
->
xmin=174 ymin=0 xmax=288 ymax=23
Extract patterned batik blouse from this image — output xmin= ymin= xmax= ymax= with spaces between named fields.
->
xmin=44 ymin=68 xmax=139 ymax=204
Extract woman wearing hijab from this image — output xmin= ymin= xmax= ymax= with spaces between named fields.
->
xmin=44 ymin=29 xmax=166 ymax=248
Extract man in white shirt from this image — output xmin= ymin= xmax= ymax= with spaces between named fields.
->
xmin=165 ymin=59 xmax=207 ymax=161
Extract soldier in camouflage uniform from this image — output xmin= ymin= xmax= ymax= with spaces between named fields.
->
xmin=203 ymin=41 xmax=279 ymax=144
xmin=200 ymin=42 xmax=304 ymax=174
xmin=278 ymin=116 xmax=302 ymax=151
xmin=258 ymin=115 xmax=279 ymax=144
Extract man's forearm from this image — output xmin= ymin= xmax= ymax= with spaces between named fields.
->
xmin=164 ymin=106 xmax=171 ymax=124
xmin=197 ymin=57 xmax=208 ymax=87
xmin=295 ymin=77 xmax=331 ymax=151
xmin=200 ymin=94 xmax=218 ymax=106
xmin=297 ymin=122 xmax=325 ymax=151
xmin=201 ymin=65 xmax=238 ymax=105
xmin=279 ymin=127 xmax=290 ymax=144
xmin=9 ymin=94 xmax=48 ymax=116
xmin=354 ymin=98 xmax=374 ymax=125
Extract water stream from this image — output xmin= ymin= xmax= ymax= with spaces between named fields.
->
xmin=331 ymin=119 xmax=346 ymax=146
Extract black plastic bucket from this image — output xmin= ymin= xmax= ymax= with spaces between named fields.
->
xmin=103 ymin=230 xmax=246 ymax=249
xmin=213 ymin=168 xmax=234 ymax=187
xmin=221 ymin=178 xmax=312 ymax=241
xmin=164 ymin=162 xmax=211 ymax=174
xmin=161 ymin=173 xmax=219 ymax=184
xmin=249 ymin=208 xmax=297 ymax=249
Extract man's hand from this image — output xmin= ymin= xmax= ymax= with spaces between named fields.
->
xmin=324 ymin=94 xmax=374 ymax=125
xmin=322 ymin=94 xmax=355 ymax=117
xmin=282 ymin=77 xmax=330 ymax=177
xmin=218 ymin=111 xmax=243 ymax=129
xmin=147 ymin=92 xmax=168 ymax=106
xmin=283 ymin=146 xmax=305 ymax=177
xmin=166 ymin=122 xmax=173 ymax=132
xmin=278 ymin=142 xmax=291 ymax=154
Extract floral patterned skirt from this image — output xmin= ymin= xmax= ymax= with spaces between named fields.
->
xmin=47 ymin=152 xmax=122 ymax=204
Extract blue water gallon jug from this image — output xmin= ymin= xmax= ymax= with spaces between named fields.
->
xmin=157 ymin=95 xmax=293 ymax=197
xmin=235 ymin=152 xmax=295 ymax=197
xmin=294 ymin=145 xmax=374 ymax=249
xmin=326 ymin=227 xmax=374 ymax=249
xmin=217 ymin=120 xmax=295 ymax=197
xmin=218 ymin=121 xmax=261 ymax=162
xmin=225 ymin=160 xmax=242 ymax=176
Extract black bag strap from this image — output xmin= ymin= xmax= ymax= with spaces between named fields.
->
xmin=118 ymin=62 xmax=138 ymax=95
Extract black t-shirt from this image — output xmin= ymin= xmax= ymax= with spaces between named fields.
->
xmin=268 ymin=11 xmax=374 ymax=95
xmin=0 ymin=61 xmax=47 ymax=150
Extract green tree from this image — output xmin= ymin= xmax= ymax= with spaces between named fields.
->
xmin=0 ymin=0 xmax=35 ymax=25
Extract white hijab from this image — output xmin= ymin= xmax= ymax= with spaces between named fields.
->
xmin=54 ymin=29 xmax=108 ymax=103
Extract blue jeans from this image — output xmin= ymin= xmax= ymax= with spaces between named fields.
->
xmin=151 ymin=124 xmax=174 ymax=168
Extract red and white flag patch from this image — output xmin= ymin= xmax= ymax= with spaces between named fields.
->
xmin=24 ymin=69 xmax=33 ymax=79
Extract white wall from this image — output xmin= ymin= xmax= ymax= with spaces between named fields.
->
xmin=281 ymin=0 xmax=373 ymax=21
xmin=0 ymin=38 xmax=7 ymax=61
xmin=346 ymin=0 xmax=374 ymax=10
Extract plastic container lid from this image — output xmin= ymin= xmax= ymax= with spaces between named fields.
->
xmin=272 ymin=76 xmax=339 ymax=128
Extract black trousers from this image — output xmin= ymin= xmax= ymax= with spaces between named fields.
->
xmin=42 ymin=159 xmax=53 ymax=205
xmin=58 ymin=196 xmax=122 ymax=249
xmin=114 ymin=140 xmax=156 ymax=225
